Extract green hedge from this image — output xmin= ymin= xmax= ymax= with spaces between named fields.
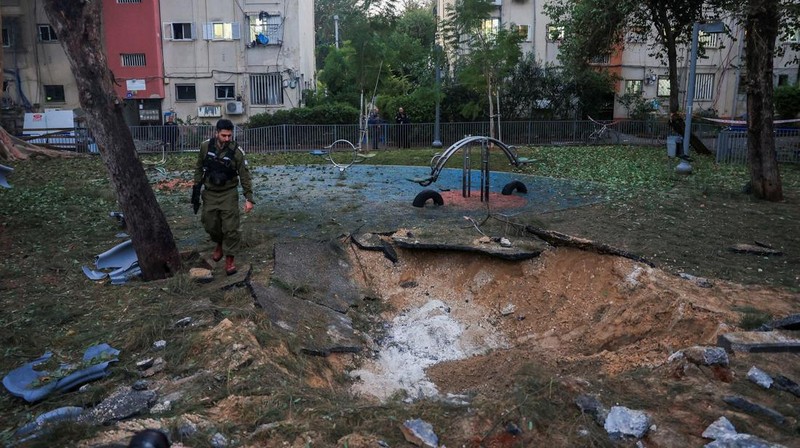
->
xmin=246 ymin=102 xmax=360 ymax=127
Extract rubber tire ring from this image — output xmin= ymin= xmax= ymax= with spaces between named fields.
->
xmin=502 ymin=180 xmax=528 ymax=195
xmin=412 ymin=189 xmax=444 ymax=207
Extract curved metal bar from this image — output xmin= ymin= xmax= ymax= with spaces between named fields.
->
xmin=324 ymin=139 xmax=360 ymax=171
xmin=414 ymin=136 xmax=523 ymax=186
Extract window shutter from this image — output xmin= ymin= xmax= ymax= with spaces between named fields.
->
xmin=203 ymin=23 xmax=213 ymax=40
xmin=162 ymin=23 xmax=173 ymax=40
xmin=188 ymin=23 xmax=196 ymax=40
xmin=231 ymin=22 xmax=241 ymax=40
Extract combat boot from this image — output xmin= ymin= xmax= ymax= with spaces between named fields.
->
xmin=225 ymin=255 xmax=237 ymax=276
xmin=212 ymin=243 xmax=223 ymax=262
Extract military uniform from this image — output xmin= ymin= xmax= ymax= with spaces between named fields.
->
xmin=193 ymin=139 xmax=254 ymax=257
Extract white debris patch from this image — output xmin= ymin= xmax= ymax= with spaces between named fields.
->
xmin=350 ymin=299 xmax=507 ymax=401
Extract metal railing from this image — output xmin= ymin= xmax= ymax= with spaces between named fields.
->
xmin=716 ymin=127 xmax=800 ymax=164
xmin=27 ymin=120 xmax=799 ymax=165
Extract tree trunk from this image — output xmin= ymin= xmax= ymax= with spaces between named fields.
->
xmin=43 ymin=1 xmax=182 ymax=279
xmin=745 ymin=0 xmax=783 ymax=201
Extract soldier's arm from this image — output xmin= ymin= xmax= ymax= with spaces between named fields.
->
xmin=237 ymin=147 xmax=255 ymax=203
xmin=193 ymin=141 xmax=208 ymax=184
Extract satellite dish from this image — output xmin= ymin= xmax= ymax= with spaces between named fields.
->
xmin=257 ymin=33 xmax=268 ymax=45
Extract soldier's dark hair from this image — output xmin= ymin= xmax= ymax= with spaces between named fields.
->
xmin=216 ymin=119 xmax=234 ymax=131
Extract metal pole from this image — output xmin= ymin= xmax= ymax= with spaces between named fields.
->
xmin=334 ymin=15 xmax=340 ymax=49
xmin=677 ymin=22 xmax=700 ymax=174
xmin=432 ymin=65 xmax=442 ymax=148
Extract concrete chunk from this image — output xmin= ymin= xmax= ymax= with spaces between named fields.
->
xmin=717 ymin=331 xmax=800 ymax=353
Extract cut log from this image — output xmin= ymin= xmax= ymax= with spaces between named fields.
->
xmin=524 ymin=225 xmax=655 ymax=267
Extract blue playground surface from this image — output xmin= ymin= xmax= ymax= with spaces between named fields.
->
xmin=249 ymin=165 xmax=606 ymax=236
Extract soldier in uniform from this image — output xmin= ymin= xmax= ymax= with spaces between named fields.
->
xmin=192 ymin=119 xmax=254 ymax=275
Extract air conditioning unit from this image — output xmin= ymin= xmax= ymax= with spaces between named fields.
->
xmin=226 ymin=101 xmax=244 ymax=115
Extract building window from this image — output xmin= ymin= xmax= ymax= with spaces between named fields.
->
xmin=2 ymin=28 xmax=10 ymax=47
xmin=203 ymin=22 xmax=241 ymax=41
xmin=176 ymin=84 xmax=197 ymax=101
xmin=121 ymin=53 xmax=146 ymax=67
xmin=547 ymin=25 xmax=564 ymax=42
xmin=117 ymin=0 xmax=142 ymax=3
xmin=698 ymin=31 xmax=719 ymax=48
xmin=517 ymin=24 xmax=531 ymax=41
xmin=250 ymin=73 xmax=283 ymax=105
xmin=694 ymin=73 xmax=714 ymax=100
xmin=778 ymin=74 xmax=790 ymax=86
xmin=657 ymin=76 xmax=670 ymax=97
xmin=624 ymin=79 xmax=643 ymax=94
xmin=215 ymin=84 xmax=236 ymax=100
xmin=248 ymin=13 xmax=283 ymax=46
xmin=481 ymin=18 xmax=500 ymax=35
xmin=590 ymin=54 xmax=610 ymax=65
xmin=38 ymin=24 xmax=57 ymax=42
xmin=44 ymin=85 xmax=65 ymax=102
xmin=164 ymin=22 xmax=195 ymax=40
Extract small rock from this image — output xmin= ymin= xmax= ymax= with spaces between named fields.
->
xmin=400 ymin=418 xmax=438 ymax=448
xmin=150 ymin=400 xmax=172 ymax=414
xmin=153 ymin=340 xmax=167 ymax=351
xmin=499 ymin=237 xmax=512 ymax=247
xmin=131 ymin=380 xmax=149 ymax=391
xmin=678 ymin=272 xmax=714 ymax=288
xmin=136 ymin=358 xmax=155 ymax=370
xmin=174 ymin=317 xmax=193 ymax=328
xmin=211 ymin=432 xmax=229 ymax=448
xmin=478 ymin=236 xmax=491 ymax=244
xmin=747 ymin=366 xmax=773 ymax=389
xmin=189 ymin=267 xmax=214 ymax=282
xmin=604 ymin=406 xmax=651 ymax=439
xmin=702 ymin=416 xmax=737 ymax=440
xmin=500 ymin=304 xmax=516 ymax=316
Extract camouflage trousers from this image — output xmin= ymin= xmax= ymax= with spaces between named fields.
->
xmin=201 ymin=187 xmax=241 ymax=256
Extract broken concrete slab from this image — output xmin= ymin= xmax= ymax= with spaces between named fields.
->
xmin=391 ymin=228 xmax=547 ymax=261
xmin=272 ymin=240 xmax=362 ymax=313
xmin=251 ymin=282 xmax=362 ymax=356
xmin=717 ymin=331 xmax=800 ymax=353
xmin=722 ymin=395 xmax=785 ymax=425
xmin=759 ymin=314 xmax=800 ymax=331
xmin=351 ymin=232 xmax=385 ymax=251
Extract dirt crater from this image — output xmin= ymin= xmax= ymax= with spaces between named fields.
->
xmin=346 ymin=241 xmax=799 ymax=399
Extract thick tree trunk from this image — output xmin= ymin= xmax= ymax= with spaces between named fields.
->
xmin=745 ymin=0 xmax=783 ymax=201
xmin=43 ymin=1 xmax=182 ymax=279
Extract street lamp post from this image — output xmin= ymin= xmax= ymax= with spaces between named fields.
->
xmin=433 ymin=64 xmax=442 ymax=148
xmin=678 ymin=20 xmax=725 ymax=174
xmin=334 ymin=15 xmax=340 ymax=49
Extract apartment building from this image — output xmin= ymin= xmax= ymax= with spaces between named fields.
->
xmin=438 ymin=0 xmax=800 ymax=120
xmin=0 ymin=0 xmax=316 ymax=127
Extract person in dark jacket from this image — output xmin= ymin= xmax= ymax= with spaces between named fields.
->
xmin=368 ymin=107 xmax=382 ymax=149
xmin=162 ymin=114 xmax=179 ymax=152
xmin=395 ymin=107 xmax=411 ymax=148
xmin=192 ymin=119 xmax=254 ymax=275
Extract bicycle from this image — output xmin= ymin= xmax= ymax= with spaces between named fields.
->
xmin=586 ymin=116 xmax=620 ymax=145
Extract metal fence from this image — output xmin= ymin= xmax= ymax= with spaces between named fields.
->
xmin=127 ymin=120 xmax=706 ymax=154
xmin=27 ymin=120 xmax=800 ymax=165
xmin=716 ymin=127 xmax=800 ymax=164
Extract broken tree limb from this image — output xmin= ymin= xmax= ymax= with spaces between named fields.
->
xmin=524 ymin=225 xmax=655 ymax=267
xmin=729 ymin=243 xmax=783 ymax=256
xmin=0 ymin=126 xmax=85 ymax=162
